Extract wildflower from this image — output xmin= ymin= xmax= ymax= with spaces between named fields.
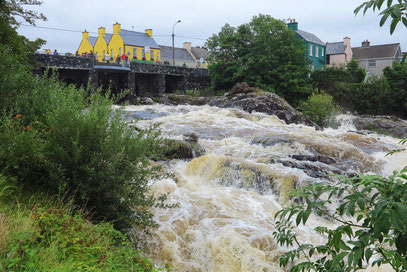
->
xmin=13 ymin=114 xmax=22 ymax=120
xmin=24 ymin=126 xmax=31 ymax=130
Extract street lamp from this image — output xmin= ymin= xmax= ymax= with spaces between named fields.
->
xmin=172 ymin=20 xmax=181 ymax=66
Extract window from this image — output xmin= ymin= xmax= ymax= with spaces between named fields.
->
xmin=316 ymin=46 xmax=319 ymax=57
xmin=368 ymin=60 xmax=376 ymax=68
xmin=309 ymin=45 xmax=313 ymax=56
xmin=119 ymin=48 xmax=122 ymax=55
xmin=150 ymin=50 xmax=154 ymax=60
xmin=142 ymin=49 xmax=145 ymax=59
xmin=111 ymin=49 xmax=113 ymax=57
xmin=321 ymin=49 xmax=324 ymax=56
xmin=133 ymin=48 xmax=137 ymax=59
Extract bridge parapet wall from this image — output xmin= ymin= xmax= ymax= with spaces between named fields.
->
xmin=35 ymin=54 xmax=93 ymax=70
xmin=130 ymin=62 xmax=209 ymax=77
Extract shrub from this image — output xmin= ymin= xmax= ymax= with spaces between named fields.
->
xmin=0 ymin=48 xmax=171 ymax=231
xmin=185 ymin=89 xmax=200 ymax=97
xmin=299 ymin=91 xmax=342 ymax=127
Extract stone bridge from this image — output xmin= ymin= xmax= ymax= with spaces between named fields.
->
xmin=34 ymin=54 xmax=210 ymax=97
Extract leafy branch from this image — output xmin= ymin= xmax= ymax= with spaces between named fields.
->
xmin=273 ymin=170 xmax=407 ymax=271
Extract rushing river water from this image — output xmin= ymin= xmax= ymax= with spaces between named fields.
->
xmin=122 ymin=104 xmax=405 ymax=272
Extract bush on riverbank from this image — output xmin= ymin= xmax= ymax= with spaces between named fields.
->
xmin=0 ymin=44 xmax=173 ymax=232
xmin=299 ymin=91 xmax=342 ymax=126
xmin=311 ymin=60 xmax=407 ymax=118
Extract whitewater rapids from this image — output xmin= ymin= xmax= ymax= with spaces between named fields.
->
xmin=122 ymin=105 xmax=404 ymax=272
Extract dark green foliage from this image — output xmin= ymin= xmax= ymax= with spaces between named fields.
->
xmin=345 ymin=60 xmax=366 ymax=83
xmin=206 ymin=14 xmax=312 ymax=106
xmin=299 ymin=91 xmax=342 ymax=126
xmin=273 ymin=167 xmax=407 ymax=271
xmin=0 ymin=0 xmax=46 ymax=65
xmin=311 ymin=60 xmax=365 ymax=89
xmin=312 ymin=60 xmax=407 ymax=117
xmin=383 ymin=62 xmax=407 ymax=115
xmin=0 ymin=46 xmax=172 ymax=232
xmin=353 ymin=77 xmax=392 ymax=115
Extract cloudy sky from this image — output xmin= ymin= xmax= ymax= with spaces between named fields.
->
xmin=17 ymin=0 xmax=407 ymax=54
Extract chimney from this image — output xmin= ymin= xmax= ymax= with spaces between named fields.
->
xmin=183 ymin=42 xmax=192 ymax=51
xmin=287 ymin=19 xmax=298 ymax=31
xmin=343 ymin=37 xmax=351 ymax=47
xmin=145 ymin=29 xmax=152 ymax=37
xmin=362 ymin=40 xmax=370 ymax=47
xmin=98 ymin=27 xmax=106 ymax=37
xmin=82 ymin=30 xmax=89 ymax=40
xmin=113 ymin=22 xmax=121 ymax=34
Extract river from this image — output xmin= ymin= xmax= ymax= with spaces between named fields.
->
xmin=123 ymin=104 xmax=404 ymax=272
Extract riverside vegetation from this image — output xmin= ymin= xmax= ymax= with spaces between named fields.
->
xmin=0 ymin=1 xmax=172 ymax=270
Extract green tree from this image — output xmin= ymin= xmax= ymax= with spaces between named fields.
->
xmin=383 ymin=62 xmax=407 ymax=116
xmin=206 ymin=14 xmax=312 ymax=105
xmin=0 ymin=0 xmax=46 ymax=64
xmin=345 ymin=59 xmax=366 ymax=83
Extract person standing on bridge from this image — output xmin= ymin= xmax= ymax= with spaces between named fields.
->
xmin=104 ymin=53 xmax=110 ymax=63
xmin=121 ymin=53 xmax=126 ymax=67
xmin=53 ymin=49 xmax=58 ymax=56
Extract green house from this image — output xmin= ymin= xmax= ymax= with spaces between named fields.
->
xmin=287 ymin=20 xmax=326 ymax=70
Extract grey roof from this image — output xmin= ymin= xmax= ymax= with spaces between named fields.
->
xmin=296 ymin=29 xmax=325 ymax=46
xmin=159 ymin=45 xmax=195 ymax=61
xmin=104 ymin=34 xmax=113 ymax=44
xmin=120 ymin=29 xmax=159 ymax=49
xmin=326 ymin=42 xmax=346 ymax=55
xmin=352 ymin=43 xmax=401 ymax=60
xmin=190 ymin=47 xmax=209 ymax=59
xmin=88 ymin=36 xmax=97 ymax=47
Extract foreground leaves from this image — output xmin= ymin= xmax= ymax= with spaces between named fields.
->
xmin=273 ymin=168 xmax=407 ymax=271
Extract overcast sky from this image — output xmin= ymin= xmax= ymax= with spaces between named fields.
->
xmin=17 ymin=0 xmax=407 ymax=54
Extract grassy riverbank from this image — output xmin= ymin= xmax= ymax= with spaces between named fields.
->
xmin=0 ymin=176 xmax=168 ymax=271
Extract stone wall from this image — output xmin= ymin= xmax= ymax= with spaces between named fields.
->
xmin=35 ymin=54 xmax=93 ymax=69
xmin=35 ymin=54 xmax=211 ymax=97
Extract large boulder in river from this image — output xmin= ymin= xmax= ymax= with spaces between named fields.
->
xmin=353 ymin=115 xmax=407 ymax=138
xmin=209 ymin=83 xmax=318 ymax=128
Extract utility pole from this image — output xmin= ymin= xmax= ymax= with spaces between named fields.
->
xmin=172 ymin=20 xmax=181 ymax=66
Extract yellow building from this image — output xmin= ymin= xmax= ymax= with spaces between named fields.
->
xmin=77 ymin=31 xmax=97 ymax=55
xmin=93 ymin=27 xmax=112 ymax=62
xmin=77 ymin=23 xmax=160 ymax=62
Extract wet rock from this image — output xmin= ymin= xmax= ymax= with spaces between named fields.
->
xmin=209 ymin=83 xmax=318 ymax=128
xmin=353 ymin=115 xmax=407 ymax=138
xmin=290 ymin=154 xmax=336 ymax=165
xmin=157 ymin=94 xmax=213 ymax=105
xmin=183 ymin=132 xmax=199 ymax=143
xmin=139 ymin=97 xmax=155 ymax=105
xmin=279 ymin=159 xmax=342 ymax=179
xmin=252 ymin=136 xmax=293 ymax=146
xmin=154 ymin=139 xmax=205 ymax=160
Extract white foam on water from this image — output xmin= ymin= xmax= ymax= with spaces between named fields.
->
xmin=123 ymin=105 xmax=404 ymax=272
